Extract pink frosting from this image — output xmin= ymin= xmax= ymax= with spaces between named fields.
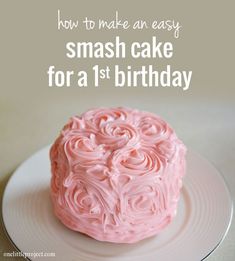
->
xmin=50 ymin=107 xmax=186 ymax=243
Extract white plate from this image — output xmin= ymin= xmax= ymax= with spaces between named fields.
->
xmin=2 ymin=146 xmax=233 ymax=261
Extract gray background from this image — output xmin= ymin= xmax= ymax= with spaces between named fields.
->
xmin=0 ymin=0 xmax=234 ymax=260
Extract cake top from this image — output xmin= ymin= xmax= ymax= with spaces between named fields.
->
xmin=61 ymin=106 xmax=178 ymax=156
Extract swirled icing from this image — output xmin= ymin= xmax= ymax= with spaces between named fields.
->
xmin=50 ymin=107 xmax=186 ymax=243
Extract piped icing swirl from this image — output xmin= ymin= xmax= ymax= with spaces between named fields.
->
xmin=50 ymin=107 xmax=186 ymax=243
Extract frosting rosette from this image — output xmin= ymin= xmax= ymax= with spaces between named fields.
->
xmin=50 ymin=107 xmax=186 ymax=243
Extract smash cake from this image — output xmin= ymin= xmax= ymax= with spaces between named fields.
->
xmin=50 ymin=107 xmax=186 ymax=243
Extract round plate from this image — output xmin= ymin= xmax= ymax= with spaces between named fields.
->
xmin=2 ymin=146 xmax=233 ymax=261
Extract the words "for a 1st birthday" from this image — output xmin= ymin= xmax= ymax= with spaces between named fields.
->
xmin=47 ymin=65 xmax=192 ymax=91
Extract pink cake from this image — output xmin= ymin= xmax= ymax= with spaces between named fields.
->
xmin=50 ymin=107 xmax=186 ymax=243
